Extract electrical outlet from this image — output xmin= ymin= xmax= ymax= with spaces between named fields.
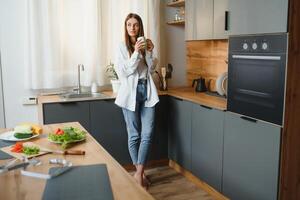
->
xmin=22 ymin=96 xmax=37 ymax=105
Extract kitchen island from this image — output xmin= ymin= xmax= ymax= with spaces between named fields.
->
xmin=0 ymin=122 xmax=154 ymax=200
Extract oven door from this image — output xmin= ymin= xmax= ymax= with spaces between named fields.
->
xmin=227 ymin=53 xmax=286 ymax=126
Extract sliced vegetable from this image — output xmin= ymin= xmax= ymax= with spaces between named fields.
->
xmin=11 ymin=142 xmax=23 ymax=153
xmin=22 ymin=146 xmax=40 ymax=155
xmin=55 ymin=128 xmax=64 ymax=135
xmin=11 ymin=142 xmax=40 ymax=155
xmin=19 ymin=123 xmax=43 ymax=134
xmin=14 ymin=132 xmax=33 ymax=139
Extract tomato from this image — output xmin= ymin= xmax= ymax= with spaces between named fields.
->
xmin=11 ymin=142 xmax=23 ymax=153
xmin=55 ymin=128 xmax=61 ymax=134
xmin=55 ymin=128 xmax=64 ymax=135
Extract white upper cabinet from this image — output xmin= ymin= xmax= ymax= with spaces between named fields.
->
xmin=185 ymin=0 xmax=228 ymax=40
xmin=213 ymin=0 xmax=228 ymax=39
xmin=227 ymin=0 xmax=288 ymax=35
xmin=186 ymin=0 xmax=213 ymax=40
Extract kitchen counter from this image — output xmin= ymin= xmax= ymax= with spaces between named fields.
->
xmin=0 ymin=122 xmax=154 ymax=200
xmin=37 ymin=87 xmax=226 ymax=124
xmin=165 ymin=87 xmax=226 ymax=110
xmin=38 ymin=87 xmax=227 ymax=110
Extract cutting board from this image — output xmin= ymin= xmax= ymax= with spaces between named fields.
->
xmin=0 ymin=142 xmax=49 ymax=159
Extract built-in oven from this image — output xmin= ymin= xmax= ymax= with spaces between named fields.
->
xmin=227 ymin=33 xmax=287 ymax=126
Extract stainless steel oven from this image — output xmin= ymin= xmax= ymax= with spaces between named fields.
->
xmin=227 ymin=33 xmax=287 ymax=126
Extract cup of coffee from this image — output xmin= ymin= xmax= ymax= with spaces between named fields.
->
xmin=137 ymin=36 xmax=147 ymax=50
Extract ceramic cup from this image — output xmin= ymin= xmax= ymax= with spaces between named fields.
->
xmin=137 ymin=36 xmax=147 ymax=50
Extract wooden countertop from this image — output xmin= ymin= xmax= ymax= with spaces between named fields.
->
xmin=0 ymin=122 xmax=154 ymax=200
xmin=38 ymin=87 xmax=226 ymax=111
xmin=166 ymin=87 xmax=227 ymax=110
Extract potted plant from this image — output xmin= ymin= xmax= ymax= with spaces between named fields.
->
xmin=106 ymin=62 xmax=120 ymax=93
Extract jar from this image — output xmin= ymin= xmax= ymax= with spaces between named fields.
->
xmin=91 ymin=82 xmax=98 ymax=93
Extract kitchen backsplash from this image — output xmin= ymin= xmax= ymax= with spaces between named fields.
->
xmin=186 ymin=40 xmax=228 ymax=91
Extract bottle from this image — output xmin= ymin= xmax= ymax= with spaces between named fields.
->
xmin=91 ymin=82 xmax=98 ymax=93
xmin=175 ymin=10 xmax=179 ymax=21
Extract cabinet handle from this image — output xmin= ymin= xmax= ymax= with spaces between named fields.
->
xmin=225 ymin=11 xmax=229 ymax=31
xmin=240 ymin=116 xmax=257 ymax=123
xmin=58 ymin=101 xmax=77 ymax=105
xmin=173 ymin=97 xmax=183 ymax=101
xmin=103 ymin=98 xmax=115 ymax=102
xmin=200 ymin=105 xmax=212 ymax=110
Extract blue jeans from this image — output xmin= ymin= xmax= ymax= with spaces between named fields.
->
xmin=122 ymin=80 xmax=155 ymax=165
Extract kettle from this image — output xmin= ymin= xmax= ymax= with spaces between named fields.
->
xmin=192 ymin=77 xmax=207 ymax=92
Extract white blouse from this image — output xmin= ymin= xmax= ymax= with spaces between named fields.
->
xmin=114 ymin=41 xmax=159 ymax=111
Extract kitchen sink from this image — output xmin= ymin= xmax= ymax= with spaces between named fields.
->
xmin=60 ymin=92 xmax=110 ymax=99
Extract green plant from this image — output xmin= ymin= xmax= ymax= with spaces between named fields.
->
xmin=105 ymin=62 xmax=118 ymax=80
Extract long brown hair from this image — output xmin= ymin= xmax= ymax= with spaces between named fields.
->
xmin=124 ymin=13 xmax=145 ymax=57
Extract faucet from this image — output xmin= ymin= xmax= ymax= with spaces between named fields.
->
xmin=77 ymin=64 xmax=84 ymax=94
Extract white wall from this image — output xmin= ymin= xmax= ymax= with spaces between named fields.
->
xmin=0 ymin=0 xmax=38 ymax=127
xmin=162 ymin=0 xmax=186 ymax=86
xmin=0 ymin=0 xmax=186 ymax=128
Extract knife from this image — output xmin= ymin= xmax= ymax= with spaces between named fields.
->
xmin=5 ymin=162 xmax=30 ymax=171
xmin=40 ymin=148 xmax=85 ymax=155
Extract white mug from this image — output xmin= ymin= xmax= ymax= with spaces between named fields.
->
xmin=137 ymin=36 xmax=147 ymax=50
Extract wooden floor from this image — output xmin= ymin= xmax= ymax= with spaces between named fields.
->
xmin=130 ymin=166 xmax=215 ymax=200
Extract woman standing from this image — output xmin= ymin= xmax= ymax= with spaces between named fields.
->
xmin=115 ymin=13 xmax=159 ymax=188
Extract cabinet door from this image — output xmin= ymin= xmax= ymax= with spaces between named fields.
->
xmin=213 ymin=0 xmax=228 ymax=39
xmin=43 ymin=102 xmax=90 ymax=131
xmin=90 ymin=99 xmax=131 ymax=165
xmin=149 ymin=95 xmax=169 ymax=161
xmin=228 ymin=0 xmax=288 ymax=35
xmin=191 ymin=104 xmax=224 ymax=191
xmin=223 ymin=112 xmax=281 ymax=200
xmin=168 ymin=97 xmax=192 ymax=170
xmin=186 ymin=0 xmax=213 ymax=40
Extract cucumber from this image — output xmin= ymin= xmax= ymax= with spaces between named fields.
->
xmin=14 ymin=132 xmax=33 ymax=139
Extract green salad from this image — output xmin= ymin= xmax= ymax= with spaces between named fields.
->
xmin=48 ymin=126 xmax=86 ymax=149
xmin=23 ymin=146 xmax=40 ymax=155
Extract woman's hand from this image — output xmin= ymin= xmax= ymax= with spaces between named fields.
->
xmin=146 ymin=39 xmax=154 ymax=52
xmin=134 ymin=39 xmax=146 ymax=53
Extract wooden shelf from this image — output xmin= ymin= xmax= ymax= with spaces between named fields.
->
xmin=167 ymin=0 xmax=185 ymax=7
xmin=167 ymin=20 xmax=185 ymax=25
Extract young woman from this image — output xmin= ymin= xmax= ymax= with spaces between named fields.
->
xmin=115 ymin=13 xmax=159 ymax=188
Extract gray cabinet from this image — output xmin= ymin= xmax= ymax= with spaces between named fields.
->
xmin=168 ymin=97 xmax=192 ymax=171
xmin=43 ymin=97 xmax=168 ymax=165
xmin=150 ymin=95 xmax=169 ymax=161
xmin=90 ymin=99 xmax=131 ymax=165
xmin=191 ymin=104 xmax=224 ymax=192
xmin=223 ymin=112 xmax=281 ymax=200
xmin=228 ymin=0 xmax=288 ymax=35
xmin=185 ymin=0 xmax=228 ymax=40
xmin=89 ymin=97 xmax=169 ymax=165
xmin=43 ymin=101 xmax=90 ymax=132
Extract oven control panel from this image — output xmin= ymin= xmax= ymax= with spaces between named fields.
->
xmin=229 ymin=34 xmax=287 ymax=53
xmin=241 ymin=40 xmax=268 ymax=51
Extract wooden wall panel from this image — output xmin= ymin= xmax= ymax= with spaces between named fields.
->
xmin=279 ymin=0 xmax=300 ymax=199
xmin=186 ymin=40 xmax=228 ymax=91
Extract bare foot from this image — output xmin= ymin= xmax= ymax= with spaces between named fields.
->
xmin=134 ymin=172 xmax=143 ymax=187
xmin=143 ymin=174 xmax=151 ymax=187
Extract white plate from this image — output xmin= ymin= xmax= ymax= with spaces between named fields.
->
xmin=216 ymin=72 xmax=228 ymax=96
xmin=0 ymin=131 xmax=39 ymax=141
